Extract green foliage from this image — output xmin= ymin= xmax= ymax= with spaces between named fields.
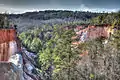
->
xmin=0 ymin=14 xmax=5 ymax=27
xmin=30 ymin=37 xmax=42 ymax=52
xmin=19 ymin=32 xmax=26 ymax=41
xmin=19 ymin=30 xmax=42 ymax=53
xmin=38 ymin=26 xmax=77 ymax=80
xmin=91 ymin=12 xmax=120 ymax=25
xmin=0 ymin=14 xmax=10 ymax=28
xmin=18 ymin=12 xmax=120 ymax=80
xmin=90 ymin=74 xmax=94 ymax=79
xmin=111 ymin=30 xmax=120 ymax=50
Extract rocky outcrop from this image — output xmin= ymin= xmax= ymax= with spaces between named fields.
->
xmin=0 ymin=29 xmax=42 ymax=80
xmin=74 ymin=26 xmax=111 ymax=43
xmin=0 ymin=62 xmax=20 ymax=80
xmin=22 ymin=47 xmax=42 ymax=80
xmin=0 ymin=29 xmax=17 ymax=61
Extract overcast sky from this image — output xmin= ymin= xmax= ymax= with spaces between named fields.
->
xmin=0 ymin=0 xmax=120 ymax=14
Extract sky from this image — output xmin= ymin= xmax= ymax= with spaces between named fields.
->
xmin=0 ymin=0 xmax=120 ymax=14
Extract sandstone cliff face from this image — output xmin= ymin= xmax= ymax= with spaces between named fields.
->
xmin=0 ymin=29 xmax=41 ymax=80
xmin=0 ymin=29 xmax=17 ymax=61
xmin=75 ymin=26 xmax=111 ymax=42
xmin=0 ymin=29 xmax=22 ymax=80
xmin=0 ymin=29 xmax=16 ymax=44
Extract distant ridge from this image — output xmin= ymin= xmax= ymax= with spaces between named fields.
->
xmin=6 ymin=10 xmax=102 ymax=20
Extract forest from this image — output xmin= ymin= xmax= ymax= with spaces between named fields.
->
xmin=0 ymin=11 xmax=120 ymax=80
xmin=8 ymin=10 xmax=100 ymax=20
xmin=18 ymin=11 xmax=120 ymax=80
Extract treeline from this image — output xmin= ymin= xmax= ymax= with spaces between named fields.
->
xmin=8 ymin=10 xmax=100 ymax=20
xmin=0 ymin=14 xmax=10 ymax=28
xmin=91 ymin=12 xmax=120 ymax=25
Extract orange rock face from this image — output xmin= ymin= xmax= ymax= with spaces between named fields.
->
xmin=80 ymin=50 xmax=88 ymax=57
xmin=0 ymin=29 xmax=18 ymax=61
xmin=75 ymin=26 xmax=110 ymax=40
xmin=87 ymin=27 xmax=109 ymax=39
xmin=72 ymin=41 xmax=81 ymax=45
xmin=0 ymin=43 xmax=9 ymax=61
xmin=71 ymin=36 xmax=78 ymax=40
xmin=0 ymin=29 xmax=16 ymax=43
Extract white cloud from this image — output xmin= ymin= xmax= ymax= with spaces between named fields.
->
xmin=77 ymin=4 xmax=119 ymax=13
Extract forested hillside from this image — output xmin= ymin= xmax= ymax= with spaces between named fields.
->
xmin=0 ymin=11 xmax=120 ymax=80
xmin=8 ymin=10 xmax=100 ymax=20
xmin=0 ymin=10 xmax=101 ymax=32
xmin=18 ymin=11 xmax=120 ymax=80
